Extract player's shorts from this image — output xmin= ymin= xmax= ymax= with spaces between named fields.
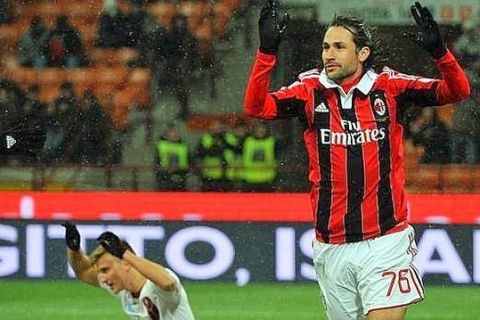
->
xmin=312 ymin=225 xmax=424 ymax=320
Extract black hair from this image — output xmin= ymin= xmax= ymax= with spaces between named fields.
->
xmin=326 ymin=15 xmax=383 ymax=72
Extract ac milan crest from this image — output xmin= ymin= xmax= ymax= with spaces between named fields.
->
xmin=373 ymin=98 xmax=386 ymax=117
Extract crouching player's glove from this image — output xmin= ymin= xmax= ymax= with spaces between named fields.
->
xmin=403 ymin=1 xmax=447 ymax=59
xmin=97 ymin=231 xmax=126 ymax=259
xmin=61 ymin=221 xmax=80 ymax=251
xmin=258 ymin=0 xmax=289 ymax=54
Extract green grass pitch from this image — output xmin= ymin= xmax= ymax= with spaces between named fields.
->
xmin=0 ymin=280 xmax=479 ymax=319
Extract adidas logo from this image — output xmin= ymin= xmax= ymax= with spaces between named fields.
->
xmin=6 ymin=135 xmax=16 ymax=149
xmin=315 ymin=102 xmax=329 ymax=113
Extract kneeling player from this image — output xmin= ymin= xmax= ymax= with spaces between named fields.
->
xmin=62 ymin=222 xmax=195 ymax=320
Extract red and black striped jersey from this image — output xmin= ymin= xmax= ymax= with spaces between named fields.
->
xmin=245 ymin=50 xmax=470 ymax=244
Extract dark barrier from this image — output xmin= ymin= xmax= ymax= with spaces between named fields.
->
xmin=0 ymin=221 xmax=478 ymax=285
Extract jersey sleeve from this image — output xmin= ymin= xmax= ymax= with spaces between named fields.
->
xmin=151 ymin=270 xmax=181 ymax=306
xmin=434 ymin=50 xmax=471 ymax=104
xmin=388 ymin=50 xmax=470 ymax=107
xmin=244 ymin=51 xmax=309 ymax=119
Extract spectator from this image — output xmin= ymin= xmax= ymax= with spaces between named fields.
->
xmin=96 ymin=0 xmax=125 ymax=48
xmin=449 ymin=70 xmax=480 ymax=164
xmin=0 ymin=82 xmax=46 ymax=160
xmin=152 ymin=14 xmax=199 ymax=120
xmin=154 ymin=124 xmax=190 ymax=191
xmin=224 ymin=120 xmax=248 ymax=188
xmin=20 ymin=85 xmax=47 ymax=164
xmin=17 ymin=16 xmax=50 ymax=68
xmin=42 ymin=82 xmax=79 ymax=163
xmin=47 ymin=15 xmax=86 ymax=68
xmin=410 ymin=108 xmax=450 ymax=164
xmin=0 ymin=0 xmax=12 ymax=24
xmin=122 ymin=2 xmax=148 ymax=49
xmin=0 ymin=82 xmax=21 ymax=163
xmin=242 ymin=121 xmax=277 ymax=191
xmin=195 ymin=119 xmax=229 ymax=191
xmin=453 ymin=19 xmax=480 ymax=69
xmin=107 ymin=129 xmax=126 ymax=165
xmin=0 ymin=80 xmax=27 ymax=148
xmin=65 ymin=90 xmax=112 ymax=164
xmin=0 ymin=80 xmax=25 ymax=133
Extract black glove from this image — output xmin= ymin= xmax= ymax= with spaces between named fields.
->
xmin=403 ymin=2 xmax=446 ymax=59
xmin=0 ymin=118 xmax=46 ymax=155
xmin=97 ymin=231 xmax=126 ymax=259
xmin=258 ymin=0 xmax=289 ymax=55
xmin=61 ymin=221 xmax=80 ymax=251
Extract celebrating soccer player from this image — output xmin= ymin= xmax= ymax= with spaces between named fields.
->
xmin=244 ymin=1 xmax=470 ymax=319
xmin=62 ymin=222 xmax=195 ymax=320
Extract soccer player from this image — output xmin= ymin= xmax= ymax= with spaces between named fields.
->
xmin=244 ymin=1 xmax=470 ymax=320
xmin=62 ymin=222 xmax=195 ymax=320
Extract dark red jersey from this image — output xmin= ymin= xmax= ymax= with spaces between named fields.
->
xmin=245 ymin=50 xmax=470 ymax=244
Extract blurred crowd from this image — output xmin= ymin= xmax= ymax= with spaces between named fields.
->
xmin=155 ymin=119 xmax=280 ymax=192
xmin=5 ymin=0 xmax=241 ymax=126
xmin=0 ymin=78 xmax=118 ymax=165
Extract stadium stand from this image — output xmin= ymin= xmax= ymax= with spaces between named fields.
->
xmin=2 ymin=1 xmax=478 ymax=194
xmin=0 ymin=0 xmax=244 ymax=132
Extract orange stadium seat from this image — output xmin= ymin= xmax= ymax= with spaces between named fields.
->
xmin=77 ymin=24 xmax=98 ymax=51
xmin=92 ymin=83 xmax=116 ymax=106
xmin=0 ymin=24 xmax=25 ymax=51
xmin=213 ymin=3 xmax=231 ymax=38
xmin=440 ymin=165 xmax=475 ymax=193
xmin=20 ymin=5 xmax=41 ymax=19
xmin=405 ymin=164 xmax=441 ymax=193
xmin=117 ymin=0 xmax=133 ymax=13
xmin=90 ymin=49 xmax=118 ymax=67
xmin=67 ymin=68 xmax=97 ymax=95
xmin=221 ymin=0 xmax=243 ymax=12
xmin=94 ymin=66 xmax=128 ymax=85
xmin=115 ymin=48 xmax=139 ymax=65
xmin=470 ymin=167 xmax=480 ymax=192
xmin=148 ymin=2 xmax=176 ymax=28
xmin=68 ymin=2 xmax=102 ymax=18
xmin=112 ymin=91 xmax=132 ymax=130
xmin=125 ymin=68 xmax=151 ymax=106
xmin=128 ymin=68 xmax=150 ymax=85
xmin=90 ymin=48 xmax=140 ymax=67
xmin=39 ymin=84 xmax=61 ymax=103
xmin=37 ymin=68 xmax=67 ymax=86
xmin=38 ymin=2 xmax=64 ymax=17
xmin=193 ymin=19 xmax=214 ymax=43
xmin=10 ymin=68 xmax=38 ymax=90
xmin=69 ymin=16 xmax=90 ymax=30
xmin=1 ymin=54 xmax=19 ymax=71
xmin=403 ymin=141 xmax=423 ymax=170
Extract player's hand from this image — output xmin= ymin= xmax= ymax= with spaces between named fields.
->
xmin=0 ymin=118 xmax=46 ymax=155
xmin=403 ymin=2 xmax=446 ymax=59
xmin=97 ymin=231 xmax=126 ymax=259
xmin=258 ymin=0 xmax=289 ymax=55
xmin=61 ymin=221 xmax=80 ymax=251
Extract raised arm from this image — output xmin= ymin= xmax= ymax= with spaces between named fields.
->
xmin=97 ymin=231 xmax=177 ymax=292
xmin=244 ymin=0 xmax=289 ymax=119
xmin=62 ymin=222 xmax=98 ymax=286
xmin=403 ymin=2 xmax=470 ymax=103
xmin=434 ymin=50 xmax=470 ymax=104
xmin=122 ymin=251 xmax=177 ymax=292
xmin=244 ymin=51 xmax=279 ymax=119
